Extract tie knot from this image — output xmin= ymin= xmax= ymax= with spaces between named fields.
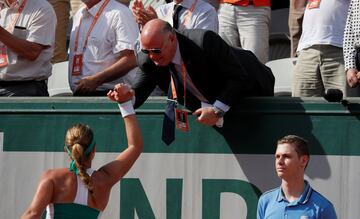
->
xmin=173 ymin=4 xmax=183 ymax=13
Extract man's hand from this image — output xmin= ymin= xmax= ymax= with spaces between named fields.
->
xmin=193 ymin=107 xmax=219 ymax=126
xmin=107 ymin=83 xmax=135 ymax=103
xmin=132 ymin=0 xmax=157 ymax=26
xmin=74 ymin=75 xmax=101 ymax=94
xmin=346 ymin=68 xmax=359 ymax=88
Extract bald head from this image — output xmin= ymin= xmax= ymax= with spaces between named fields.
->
xmin=140 ymin=19 xmax=177 ymax=66
xmin=141 ymin=19 xmax=174 ymax=46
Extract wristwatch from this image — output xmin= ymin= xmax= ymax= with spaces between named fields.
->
xmin=213 ymin=106 xmax=225 ymax=118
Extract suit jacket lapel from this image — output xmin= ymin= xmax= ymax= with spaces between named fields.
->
xmin=176 ymin=31 xmax=211 ymax=103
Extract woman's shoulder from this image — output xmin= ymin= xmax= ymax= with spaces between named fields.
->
xmin=40 ymin=168 xmax=73 ymax=182
xmin=90 ymin=169 xmax=109 ymax=186
xmin=43 ymin=168 xmax=70 ymax=175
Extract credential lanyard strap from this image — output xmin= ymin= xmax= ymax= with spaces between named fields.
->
xmin=73 ymin=0 xmax=110 ymax=54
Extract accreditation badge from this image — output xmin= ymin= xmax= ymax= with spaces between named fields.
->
xmin=0 ymin=45 xmax=9 ymax=68
xmin=175 ymin=108 xmax=189 ymax=132
xmin=307 ymin=0 xmax=321 ymax=9
xmin=72 ymin=54 xmax=83 ymax=76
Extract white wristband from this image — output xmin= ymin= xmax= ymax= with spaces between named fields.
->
xmin=118 ymin=100 xmax=135 ymax=118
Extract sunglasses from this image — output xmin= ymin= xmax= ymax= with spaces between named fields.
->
xmin=141 ymin=48 xmax=162 ymax=54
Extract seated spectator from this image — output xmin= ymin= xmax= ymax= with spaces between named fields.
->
xmin=257 ymin=135 xmax=337 ymax=219
xmin=132 ymin=0 xmax=218 ymax=32
xmin=0 ymin=0 xmax=56 ymax=96
xmin=68 ymin=0 xmax=139 ymax=96
xmin=292 ymin=0 xmax=350 ymax=97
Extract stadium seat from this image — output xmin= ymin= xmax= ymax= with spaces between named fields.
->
xmin=47 ymin=61 xmax=73 ymax=96
xmin=266 ymin=58 xmax=297 ymax=96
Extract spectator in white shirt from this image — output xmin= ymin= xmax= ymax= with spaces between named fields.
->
xmin=68 ymin=0 xmax=139 ymax=96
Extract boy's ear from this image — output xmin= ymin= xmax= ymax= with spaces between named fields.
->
xmin=300 ymin=155 xmax=309 ymax=168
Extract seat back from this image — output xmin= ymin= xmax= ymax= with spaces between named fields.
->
xmin=266 ymin=58 xmax=296 ymax=96
xmin=47 ymin=61 xmax=72 ymax=96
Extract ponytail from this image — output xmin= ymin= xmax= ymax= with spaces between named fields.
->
xmin=71 ymin=143 xmax=94 ymax=194
xmin=65 ymin=124 xmax=95 ymax=194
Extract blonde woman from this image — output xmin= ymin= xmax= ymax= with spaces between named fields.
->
xmin=22 ymin=84 xmax=142 ymax=219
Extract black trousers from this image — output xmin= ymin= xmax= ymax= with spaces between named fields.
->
xmin=0 ymin=80 xmax=48 ymax=96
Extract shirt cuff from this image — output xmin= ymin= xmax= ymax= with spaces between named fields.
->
xmin=200 ymin=101 xmax=225 ymax=128
xmin=213 ymin=100 xmax=230 ymax=113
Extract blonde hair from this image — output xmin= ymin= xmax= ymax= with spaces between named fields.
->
xmin=65 ymin=124 xmax=95 ymax=194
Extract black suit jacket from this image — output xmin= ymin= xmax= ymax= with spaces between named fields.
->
xmin=133 ymin=29 xmax=275 ymax=112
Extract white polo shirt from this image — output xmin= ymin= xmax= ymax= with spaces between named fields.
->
xmin=69 ymin=0 xmax=139 ymax=92
xmin=0 ymin=0 xmax=56 ymax=81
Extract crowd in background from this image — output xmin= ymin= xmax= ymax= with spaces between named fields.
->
xmin=0 ymin=0 xmax=359 ymax=98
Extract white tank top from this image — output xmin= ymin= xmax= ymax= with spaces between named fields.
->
xmin=45 ymin=169 xmax=102 ymax=219
xmin=73 ymin=168 xmax=94 ymax=205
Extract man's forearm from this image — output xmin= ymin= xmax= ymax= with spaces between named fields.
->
xmin=0 ymin=27 xmax=45 ymax=61
xmin=93 ymin=50 xmax=138 ymax=85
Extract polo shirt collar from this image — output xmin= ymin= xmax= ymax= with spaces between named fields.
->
xmin=84 ymin=0 xmax=105 ymax=17
xmin=276 ymin=186 xmax=286 ymax=202
xmin=298 ymin=180 xmax=312 ymax=204
xmin=276 ymin=180 xmax=313 ymax=205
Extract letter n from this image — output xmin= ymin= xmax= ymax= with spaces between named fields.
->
xmin=202 ymin=179 xmax=261 ymax=219
xmin=120 ymin=178 xmax=156 ymax=219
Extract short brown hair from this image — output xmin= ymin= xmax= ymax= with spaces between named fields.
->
xmin=277 ymin=135 xmax=309 ymax=157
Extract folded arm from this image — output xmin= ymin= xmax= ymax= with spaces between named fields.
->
xmin=0 ymin=26 xmax=47 ymax=61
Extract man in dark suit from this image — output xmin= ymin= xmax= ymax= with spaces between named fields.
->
xmin=130 ymin=19 xmax=274 ymax=127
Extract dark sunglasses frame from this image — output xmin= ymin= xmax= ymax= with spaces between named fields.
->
xmin=141 ymin=48 xmax=162 ymax=54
